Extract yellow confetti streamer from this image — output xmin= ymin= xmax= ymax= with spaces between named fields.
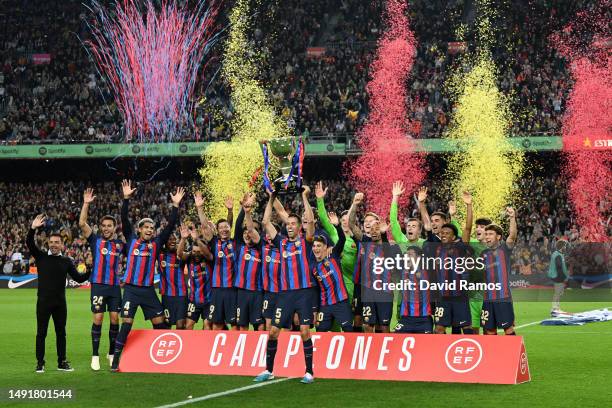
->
xmin=446 ymin=0 xmax=524 ymax=224
xmin=199 ymin=0 xmax=287 ymax=221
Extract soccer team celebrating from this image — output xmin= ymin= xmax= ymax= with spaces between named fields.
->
xmin=49 ymin=176 xmax=519 ymax=383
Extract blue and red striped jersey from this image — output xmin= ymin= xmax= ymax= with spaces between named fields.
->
xmin=157 ymin=251 xmax=186 ymax=296
xmin=261 ymin=241 xmax=282 ymax=292
xmin=272 ymin=234 xmax=314 ymax=291
xmin=210 ymin=238 xmax=236 ymax=288
xmin=429 ymin=242 xmax=470 ymax=297
xmin=399 ymin=267 xmax=431 ymax=317
xmin=87 ymin=234 xmax=123 ymax=286
xmin=187 ymin=257 xmax=211 ymax=305
xmin=312 ymin=255 xmax=348 ymax=306
xmin=123 ymin=239 xmax=162 ymax=287
xmin=233 ymin=243 xmax=262 ymax=291
xmin=353 ymin=242 xmax=391 ymax=289
xmin=482 ymin=242 xmax=513 ymax=301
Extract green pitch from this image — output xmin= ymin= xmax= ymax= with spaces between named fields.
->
xmin=1 ymin=289 xmax=611 ymax=408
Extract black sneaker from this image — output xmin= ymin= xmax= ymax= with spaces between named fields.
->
xmin=35 ymin=362 xmax=45 ymax=373
xmin=110 ymin=353 xmax=120 ymax=372
xmin=57 ymin=361 xmax=74 ymax=372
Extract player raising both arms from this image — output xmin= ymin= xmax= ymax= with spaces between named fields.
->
xmin=390 ymin=181 xmax=426 ymax=248
xmin=481 ymin=207 xmax=518 ymax=335
xmin=254 ymin=187 xmax=316 ymax=384
xmin=233 ymin=193 xmax=264 ymax=331
xmin=196 ymin=193 xmax=238 ymax=330
xmin=79 ymin=188 xmax=124 ymax=371
xmin=111 ymin=180 xmax=184 ymax=371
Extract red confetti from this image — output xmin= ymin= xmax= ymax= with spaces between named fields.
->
xmin=347 ymin=0 xmax=426 ymax=217
xmin=553 ymin=1 xmax=612 ymax=242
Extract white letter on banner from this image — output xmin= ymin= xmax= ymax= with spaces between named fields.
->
xmin=251 ymin=334 xmax=268 ymax=367
xmin=350 ymin=336 xmax=372 ymax=370
xmin=398 ymin=337 xmax=415 ymax=371
xmin=283 ymin=335 xmax=301 ymax=368
xmin=377 ymin=337 xmax=393 ymax=371
xmin=209 ymin=333 xmax=226 ymax=367
xmin=326 ymin=335 xmax=345 ymax=369
xmin=230 ymin=334 xmax=247 ymax=367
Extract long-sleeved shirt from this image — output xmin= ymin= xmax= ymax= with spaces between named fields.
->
xmin=27 ymin=228 xmax=90 ymax=299
xmin=316 ymin=197 xmax=357 ymax=295
xmin=389 ymin=201 xmax=425 ymax=248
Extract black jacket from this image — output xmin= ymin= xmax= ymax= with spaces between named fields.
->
xmin=27 ymin=229 xmax=90 ymax=300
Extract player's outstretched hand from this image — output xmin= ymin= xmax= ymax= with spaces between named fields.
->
xmin=417 ymin=186 xmax=428 ymax=203
xmin=193 ymin=191 xmax=205 ymax=208
xmin=171 ymin=187 xmax=186 ymax=207
xmin=31 ymin=214 xmax=46 ymax=229
xmin=122 ymin=179 xmax=136 ymax=199
xmin=83 ymin=188 xmax=96 ymax=204
xmin=302 ymin=185 xmax=311 ymax=197
xmin=328 ymin=212 xmax=339 ymax=226
xmin=224 ymin=196 xmax=234 ymax=209
xmin=461 ymin=191 xmax=472 ymax=205
xmin=506 ymin=207 xmax=516 ymax=218
xmin=315 ymin=181 xmax=327 ymax=199
xmin=353 ymin=192 xmax=364 ymax=205
xmin=448 ymin=200 xmax=457 ymax=217
xmin=179 ymin=224 xmax=190 ymax=239
xmin=392 ymin=181 xmax=405 ymax=197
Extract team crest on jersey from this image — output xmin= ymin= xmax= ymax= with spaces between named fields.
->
xmin=265 ymin=256 xmax=271 ymax=262
xmin=282 ymin=251 xmax=288 ymax=258
xmin=227 ymin=243 xmax=233 ymax=249
xmin=244 ymin=253 xmax=251 ymax=261
xmin=148 ymin=243 xmax=153 ymax=250
xmin=101 ymin=247 xmax=109 ymax=255
xmin=218 ymin=251 xmax=224 ymax=258
xmin=351 ymin=242 xmax=357 ymax=249
xmin=368 ymin=252 xmax=376 ymax=259
xmin=161 ymin=261 xmax=167 ymax=268
xmin=133 ymin=248 xmax=140 ymax=256
xmin=295 ymin=241 xmax=301 ymax=248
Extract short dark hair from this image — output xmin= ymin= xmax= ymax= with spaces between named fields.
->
xmin=441 ymin=223 xmax=458 ymax=237
xmin=431 ymin=211 xmax=447 ymax=221
xmin=48 ymin=232 xmax=62 ymax=241
xmin=137 ymin=218 xmax=154 ymax=228
xmin=364 ymin=212 xmax=380 ymax=220
xmin=287 ymin=213 xmax=301 ymax=224
xmin=475 ymin=217 xmax=492 ymax=226
xmin=100 ymin=215 xmax=116 ymax=226
xmin=406 ymin=245 xmax=424 ymax=255
xmin=313 ymin=234 xmax=328 ymax=245
xmin=485 ymin=224 xmax=504 ymax=236
xmin=216 ymin=219 xmax=230 ymax=228
xmin=341 ymin=210 xmax=349 ymax=217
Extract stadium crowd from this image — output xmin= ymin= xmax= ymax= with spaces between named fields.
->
xmin=0 ymin=0 xmax=591 ymax=144
xmin=0 ymin=172 xmax=594 ymax=277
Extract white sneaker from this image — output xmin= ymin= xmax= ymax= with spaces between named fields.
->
xmin=300 ymin=372 xmax=314 ymax=384
xmin=253 ymin=370 xmax=274 ymax=382
xmin=91 ymin=356 xmax=100 ymax=371
xmin=106 ymin=354 xmax=114 ymax=367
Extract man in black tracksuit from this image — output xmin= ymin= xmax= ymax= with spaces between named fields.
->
xmin=27 ymin=214 xmax=90 ymax=373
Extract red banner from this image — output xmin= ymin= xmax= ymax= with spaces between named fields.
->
xmin=119 ymin=330 xmax=530 ymax=384
xmin=32 ymin=53 xmax=51 ymax=65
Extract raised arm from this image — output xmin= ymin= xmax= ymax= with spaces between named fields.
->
xmin=121 ymin=179 xmax=136 ymax=239
xmin=506 ymin=207 xmax=517 ymax=248
xmin=244 ymin=203 xmax=260 ymax=245
xmin=177 ymin=224 xmax=190 ymax=261
xmin=348 ymin=192 xmax=364 ymax=241
xmin=301 ymin=185 xmax=315 ymax=241
xmin=79 ymin=188 xmax=95 ymax=238
xmin=233 ymin=197 xmax=245 ymax=243
xmin=157 ymin=187 xmax=185 ymax=246
xmin=417 ymin=186 xmax=432 ymax=232
xmin=193 ymin=227 xmax=213 ymax=261
xmin=315 ymin=181 xmax=339 ymax=244
xmin=27 ymin=214 xmax=46 ymax=259
xmin=272 ymin=198 xmax=290 ymax=225
xmin=390 ymin=181 xmax=408 ymax=244
xmin=332 ymin=222 xmax=346 ymax=259
xmin=225 ymin=196 xmax=234 ymax=228
xmin=262 ymin=192 xmax=278 ymax=242
xmin=461 ymin=191 xmax=473 ymax=243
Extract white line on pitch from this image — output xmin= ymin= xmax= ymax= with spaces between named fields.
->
xmin=154 ymin=378 xmax=292 ymax=408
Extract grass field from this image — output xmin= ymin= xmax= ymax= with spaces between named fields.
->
xmin=1 ymin=289 xmax=611 ymax=408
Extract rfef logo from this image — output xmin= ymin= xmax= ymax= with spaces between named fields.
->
xmin=445 ymin=338 xmax=483 ymax=373
xmin=149 ymin=333 xmax=183 ymax=365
